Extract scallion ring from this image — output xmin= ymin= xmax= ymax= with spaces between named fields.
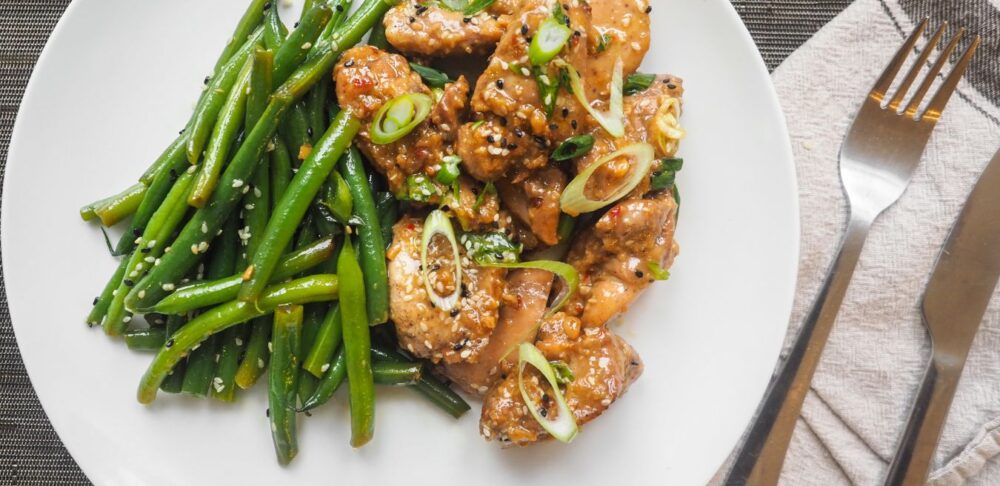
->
xmin=436 ymin=155 xmax=462 ymax=185
xmin=559 ymin=58 xmax=625 ymax=138
xmin=560 ymin=143 xmax=656 ymax=216
xmin=552 ymin=135 xmax=595 ymax=161
xmin=421 ymin=210 xmax=462 ymax=311
xmin=370 ymin=93 xmax=433 ymax=145
xmin=476 ymin=260 xmax=578 ymax=317
xmin=529 ymin=18 xmax=573 ymax=66
xmin=517 ymin=342 xmax=579 ymax=443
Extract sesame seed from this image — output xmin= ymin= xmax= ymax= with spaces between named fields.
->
xmin=162 ymin=283 xmax=175 ymax=292
xmin=235 ymin=338 xmax=243 ymax=346
xmin=321 ymin=363 xmax=330 ymax=372
xmin=232 ymin=179 xmax=244 ymax=188
xmin=137 ymin=290 xmax=146 ymax=299
xmin=301 ymin=42 xmax=312 ymax=50
xmin=201 ymin=222 xmax=208 ymax=233
xmin=258 ymin=358 xmax=265 ymax=368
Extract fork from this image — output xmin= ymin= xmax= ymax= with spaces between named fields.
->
xmin=724 ymin=20 xmax=980 ymax=486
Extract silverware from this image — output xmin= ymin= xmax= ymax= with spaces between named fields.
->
xmin=725 ymin=20 xmax=980 ymax=486
xmin=883 ymin=148 xmax=1000 ymax=485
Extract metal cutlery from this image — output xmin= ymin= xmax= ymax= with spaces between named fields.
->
xmin=725 ymin=19 xmax=980 ymax=486
xmin=883 ymin=148 xmax=1000 ymax=485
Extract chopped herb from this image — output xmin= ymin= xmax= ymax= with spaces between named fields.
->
xmin=472 ymin=181 xmax=495 ymax=212
xmin=623 ymin=72 xmax=657 ymax=96
xmin=596 ymin=32 xmax=612 ymax=53
xmin=460 ymin=232 xmax=523 ymax=265
xmin=436 ymin=155 xmax=462 ymax=185
xmin=647 ymin=261 xmax=670 ymax=281
xmin=409 ymin=62 xmax=452 ymax=88
xmin=650 ymin=158 xmax=683 ymax=191
xmin=533 ymin=66 xmax=561 ymax=118
xmin=400 ymin=173 xmax=442 ymax=203
xmin=549 ymin=360 xmax=575 ymax=384
xmin=552 ymin=135 xmax=595 ymax=161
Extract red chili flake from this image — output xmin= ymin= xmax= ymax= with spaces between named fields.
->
xmin=609 ymin=206 xmax=621 ymax=219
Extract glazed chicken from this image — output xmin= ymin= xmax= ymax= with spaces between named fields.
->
xmin=334 ymin=0 xmax=682 ymax=447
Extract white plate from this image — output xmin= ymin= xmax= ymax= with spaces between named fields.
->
xmin=3 ymin=1 xmax=799 ymax=484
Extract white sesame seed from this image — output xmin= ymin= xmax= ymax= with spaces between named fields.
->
xmin=144 ymin=256 xmax=155 ymax=263
xmin=235 ymin=338 xmax=243 ymax=346
xmin=232 ymin=179 xmax=244 ymax=188
xmin=268 ymin=342 xmax=273 ymax=352
xmin=147 ymin=240 xmax=157 ymax=248
xmin=245 ymin=203 xmax=255 ymax=210
xmin=129 ymin=270 xmax=139 ymax=278
xmin=162 ymin=283 xmax=176 ymax=292
xmin=254 ymin=187 xmax=262 ymax=198
xmin=242 ymin=185 xmax=250 ymax=194
xmin=321 ymin=363 xmax=330 ymax=372
xmin=123 ymin=315 xmax=132 ymax=323
xmin=191 ymin=244 xmax=200 ymax=254
xmin=137 ymin=290 xmax=146 ymax=299
xmin=198 ymin=242 xmax=209 ymax=252
xmin=258 ymin=358 xmax=265 ymax=368
xmin=201 ymin=222 xmax=208 ymax=233
xmin=301 ymin=42 xmax=312 ymax=50
xmin=460 ymin=349 xmax=472 ymax=359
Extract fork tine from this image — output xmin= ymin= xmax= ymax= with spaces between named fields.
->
xmin=888 ymin=23 xmax=947 ymax=111
xmin=870 ymin=18 xmax=929 ymax=103
xmin=904 ymin=29 xmax=965 ymax=117
xmin=919 ymin=35 xmax=981 ymax=122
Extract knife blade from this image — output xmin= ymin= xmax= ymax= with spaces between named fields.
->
xmin=884 ymin=148 xmax=1000 ymax=486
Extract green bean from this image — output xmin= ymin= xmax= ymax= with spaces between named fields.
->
xmin=270 ymin=137 xmax=293 ymax=210
xmin=125 ymin=0 xmax=397 ymax=311
xmin=146 ymin=238 xmax=334 ymax=315
xmin=137 ymin=275 xmax=340 ymax=404
xmin=189 ymin=56 xmax=254 ymax=208
xmin=371 ymin=346 xmax=471 ymax=418
xmin=327 ymin=0 xmax=354 ymax=35
xmin=124 ymin=328 xmax=166 ymax=351
xmin=80 ymin=182 xmax=147 ymax=227
xmin=296 ymin=304 xmax=325 ymax=401
xmin=339 ymin=147 xmax=389 ymax=324
xmin=87 ymin=257 xmax=130 ymax=326
xmin=338 ymin=238 xmax=375 ymax=447
xmin=280 ymin=102 xmax=312 ymax=160
xmin=305 ymin=77 xmax=330 ymax=144
xmin=212 ymin=0 xmax=271 ymax=77
xmin=263 ymin=2 xmax=288 ymax=51
xmin=297 ymin=372 xmax=319 ymax=406
xmin=269 ymin=304 xmax=303 ymax=465
xmin=187 ymin=28 xmax=265 ymax=164
xmin=139 ymin=133 xmax=187 ymax=186
xmin=272 ymin=5 xmax=332 ymax=87
xmin=372 ymin=362 xmax=421 ymax=385
xmin=239 ymin=111 xmax=360 ymax=304
xmin=103 ymin=169 xmax=197 ymax=336
xmin=302 ymin=303 xmax=342 ymax=377
xmin=246 ymin=49 xmax=274 ymax=138
xmin=159 ymin=314 xmax=189 ymax=394
xmin=115 ymin=147 xmax=191 ymax=255
xmin=299 ymin=347 xmax=346 ymax=411
xmin=233 ymin=317 xmax=272 ymax=390
xmin=374 ymin=192 xmax=397 ymax=251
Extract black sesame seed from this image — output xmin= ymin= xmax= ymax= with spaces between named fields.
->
xmin=123 ymin=279 xmax=135 ymax=287
xmin=463 ymin=17 xmax=471 ymax=23
xmin=344 ymin=59 xmax=355 ymax=67
xmin=165 ymin=338 xmax=175 ymax=348
xmin=266 ymin=408 xmax=271 ymax=417
xmin=307 ymin=127 xmax=314 ymax=137
xmin=178 ymin=128 xmax=186 ymax=135
xmin=499 ymin=117 xmax=508 ymax=126
xmin=635 ymin=270 xmax=644 ymax=278
xmin=415 ymin=5 xmax=428 ymax=14
xmin=539 ymin=408 xmax=548 ymax=418
xmin=336 ymin=4 xmax=345 ymax=12
xmin=496 ymin=79 xmax=505 ymax=89
xmin=571 ymin=120 xmax=578 ymax=129
xmin=410 ymin=16 xmax=417 ymax=23
xmin=133 ymin=228 xmax=143 ymax=237
xmin=141 ymin=247 xmax=152 ymax=254
xmin=507 ymin=143 xmax=518 ymax=150
xmin=521 ymin=24 xmax=529 ymax=36
xmin=461 ymin=284 xmax=470 ymax=298
xmin=513 ymin=128 xmax=525 ymax=138
xmin=667 ymin=83 xmax=677 ymax=90
xmin=573 ymin=30 xmax=581 ymax=37
xmin=92 ymin=296 xmax=99 ymax=305
xmin=645 ymin=5 xmax=652 ymax=13
xmin=533 ymin=135 xmax=547 ymax=147
xmin=561 ymin=107 xmax=570 ymax=117
xmin=487 ymin=134 xmax=496 ymax=144
xmin=203 ymin=76 xmax=210 ymax=85
xmin=294 ymin=21 xmax=299 ymax=28
xmin=452 ymin=340 xmax=464 ymax=350
xmin=548 ymin=123 xmax=558 ymax=131
xmin=263 ymin=2 xmax=271 ymax=10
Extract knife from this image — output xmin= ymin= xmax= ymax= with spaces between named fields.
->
xmin=884 ymin=149 xmax=1000 ymax=486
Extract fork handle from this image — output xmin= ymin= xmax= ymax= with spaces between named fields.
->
xmin=724 ymin=213 xmax=873 ymax=486
xmin=884 ymin=358 xmax=964 ymax=486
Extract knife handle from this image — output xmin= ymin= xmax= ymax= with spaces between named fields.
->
xmin=884 ymin=358 xmax=963 ymax=486
xmin=724 ymin=213 xmax=873 ymax=486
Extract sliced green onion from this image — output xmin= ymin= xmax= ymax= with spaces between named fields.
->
xmin=477 ymin=260 xmax=578 ymax=317
xmin=533 ymin=66 xmax=561 ymax=118
xmin=436 ymin=155 xmax=462 ymax=185
xmin=552 ymin=135 xmax=595 ymax=161
xmin=517 ymin=342 xmax=578 ymax=443
xmin=650 ymin=158 xmax=683 ymax=191
xmin=461 ymin=0 xmax=496 ymax=15
xmin=647 ymin=261 xmax=670 ymax=281
xmin=400 ymin=173 xmax=442 ymax=203
xmin=371 ymin=93 xmax=433 ymax=144
xmin=421 ymin=210 xmax=462 ymax=312
xmin=530 ymin=18 xmax=573 ymax=66
xmin=460 ymin=232 xmax=522 ymax=264
xmin=596 ymin=32 xmax=612 ymax=53
xmin=623 ymin=73 xmax=656 ymax=96
xmin=472 ymin=181 xmax=495 ymax=212
xmin=560 ymin=58 xmax=625 ymax=137
xmin=560 ymin=143 xmax=656 ymax=216
xmin=550 ymin=360 xmax=575 ymax=385
xmin=410 ymin=62 xmax=451 ymax=89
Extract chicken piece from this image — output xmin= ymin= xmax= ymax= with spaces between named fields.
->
xmin=480 ymin=312 xmax=643 ymax=446
xmin=334 ymin=46 xmax=469 ymax=194
xmin=565 ymin=190 xmax=679 ymax=328
xmin=456 ymin=0 xmax=592 ymax=182
xmin=383 ymin=0 xmax=521 ymax=57
xmin=576 ymin=75 xmax=685 ymax=202
xmin=443 ymin=268 xmax=554 ymax=395
xmin=387 ymin=216 xmax=505 ymax=364
xmin=496 ymin=166 xmax=566 ymax=246
xmin=580 ymin=0 xmax=652 ymax=100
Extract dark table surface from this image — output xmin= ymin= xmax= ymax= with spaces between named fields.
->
xmin=0 ymin=1 xmax=853 ymax=484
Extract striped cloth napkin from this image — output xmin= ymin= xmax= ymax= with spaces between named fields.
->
xmin=715 ymin=0 xmax=1000 ymax=484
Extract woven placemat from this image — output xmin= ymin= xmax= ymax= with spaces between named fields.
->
xmin=0 ymin=1 xmax=850 ymax=484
